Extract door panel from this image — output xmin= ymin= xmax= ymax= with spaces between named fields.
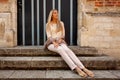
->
xmin=17 ymin=0 xmax=77 ymax=46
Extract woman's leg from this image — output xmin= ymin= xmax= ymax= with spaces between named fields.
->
xmin=48 ymin=44 xmax=77 ymax=70
xmin=60 ymin=43 xmax=94 ymax=77
xmin=48 ymin=44 xmax=87 ymax=77
xmin=60 ymin=43 xmax=85 ymax=69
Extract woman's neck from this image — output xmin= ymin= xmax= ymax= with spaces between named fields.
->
xmin=51 ymin=19 xmax=57 ymax=24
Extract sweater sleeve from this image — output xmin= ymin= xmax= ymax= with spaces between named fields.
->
xmin=46 ymin=23 xmax=51 ymax=39
xmin=61 ymin=21 xmax=65 ymax=39
xmin=46 ymin=23 xmax=55 ymax=43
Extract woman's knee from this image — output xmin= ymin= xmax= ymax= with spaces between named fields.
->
xmin=48 ymin=44 xmax=64 ymax=53
xmin=57 ymin=46 xmax=64 ymax=52
xmin=47 ymin=44 xmax=58 ymax=52
xmin=61 ymin=44 xmax=70 ymax=51
xmin=48 ymin=44 xmax=54 ymax=50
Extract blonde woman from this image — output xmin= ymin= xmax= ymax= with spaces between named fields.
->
xmin=44 ymin=9 xmax=94 ymax=77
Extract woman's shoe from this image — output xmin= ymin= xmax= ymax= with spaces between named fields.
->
xmin=82 ymin=68 xmax=94 ymax=77
xmin=75 ymin=67 xmax=87 ymax=77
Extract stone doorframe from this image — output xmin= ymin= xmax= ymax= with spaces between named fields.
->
xmin=77 ymin=0 xmax=83 ymax=46
xmin=0 ymin=0 xmax=82 ymax=47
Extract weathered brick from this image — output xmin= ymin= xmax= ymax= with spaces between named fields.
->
xmin=87 ymin=0 xmax=120 ymax=7
xmin=0 ymin=0 xmax=8 ymax=4
xmin=95 ymin=1 xmax=104 ymax=7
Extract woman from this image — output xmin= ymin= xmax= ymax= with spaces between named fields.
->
xmin=44 ymin=9 xmax=94 ymax=77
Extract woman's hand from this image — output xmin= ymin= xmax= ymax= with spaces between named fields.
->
xmin=58 ymin=38 xmax=63 ymax=44
xmin=53 ymin=41 xmax=59 ymax=48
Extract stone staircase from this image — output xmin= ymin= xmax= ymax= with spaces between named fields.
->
xmin=0 ymin=46 xmax=120 ymax=80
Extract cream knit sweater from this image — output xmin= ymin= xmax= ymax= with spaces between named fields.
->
xmin=46 ymin=21 xmax=65 ymax=40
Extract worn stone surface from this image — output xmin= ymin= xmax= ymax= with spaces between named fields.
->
xmin=0 ymin=21 xmax=5 ymax=39
xmin=0 ymin=46 xmax=102 ymax=56
xmin=0 ymin=70 xmax=14 ymax=78
xmin=109 ymin=70 xmax=120 ymax=78
xmin=93 ymin=70 xmax=118 ymax=78
xmin=79 ymin=15 xmax=120 ymax=48
xmin=9 ymin=70 xmax=46 ymax=78
xmin=0 ymin=56 xmax=118 ymax=70
xmin=46 ymin=70 xmax=80 ymax=78
xmin=1 ymin=57 xmax=32 ymax=69
xmin=0 ymin=13 xmax=12 ymax=47
xmin=0 ymin=0 xmax=17 ymax=47
xmin=0 ymin=70 xmax=120 ymax=80
xmin=77 ymin=0 xmax=120 ymax=53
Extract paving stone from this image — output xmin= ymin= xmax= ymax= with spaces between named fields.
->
xmin=46 ymin=70 xmax=119 ymax=79
xmin=0 ymin=57 xmax=5 ymax=60
xmin=109 ymin=70 xmax=120 ymax=78
xmin=0 ymin=70 xmax=119 ymax=80
xmin=0 ymin=70 xmax=14 ymax=78
xmin=46 ymin=70 xmax=80 ymax=78
xmin=9 ymin=70 xmax=46 ymax=78
xmin=93 ymin=70 xmax=117 ymax=78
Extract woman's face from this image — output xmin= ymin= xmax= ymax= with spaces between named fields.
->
xmin=52 ymin=10 xmax=58 ymax=20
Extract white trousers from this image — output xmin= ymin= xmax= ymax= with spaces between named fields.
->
xmin=48 ymin=43 xmax=85 ymax=70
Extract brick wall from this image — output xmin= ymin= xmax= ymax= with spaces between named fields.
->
xmin=84 ymin=0 xmax=120 ymax=12
xmin=87 ymin=0 xmax=120 ymax=7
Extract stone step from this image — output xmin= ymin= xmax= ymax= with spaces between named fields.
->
xmin=0 ymin=70 xmax=120 ymax=80
xmin=0 ymin=46 xmax=104 ymax=56
xmin=0 ymin=56 xmax=119 ymax=70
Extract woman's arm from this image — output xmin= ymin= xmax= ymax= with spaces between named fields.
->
xmin=61 ymin=21 xmax=65 ymax=39
xmin=57 ymin=21 xmax=65 ymax=44
xmin=46 ymin=23 xmax=52 ymax=39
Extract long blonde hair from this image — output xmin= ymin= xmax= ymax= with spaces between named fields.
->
xmin=46 ymin=9 xmax=63 ymax=33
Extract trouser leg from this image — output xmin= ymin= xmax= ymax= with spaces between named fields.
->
xmin=48 ymin=44 xmax=77 ymax=70
xmin=60 ymin=43 xmax=85 ymax=69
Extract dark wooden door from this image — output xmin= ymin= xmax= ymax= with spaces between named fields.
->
xmin=17 ymin=0 xmax=77 ymax=46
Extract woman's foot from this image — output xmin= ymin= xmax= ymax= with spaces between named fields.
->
xmin=75 ymin=67 xmax=87 ymax=77
xmin=82 ymin=68 xmax=94 ymax=77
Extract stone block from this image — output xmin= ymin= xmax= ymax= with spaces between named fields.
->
xmin=0 ymin=70 xmax=14 ymax=78
xmin=0 ymin=21 xmax=5 ymax=39
xmin=109 ymin=29 xmax=120 ymax=37
xmin=0 ymin=70 xmax=120 ymax=80
xmin=0 ymin=56 xmax=118 ymax=70
xmin=0 ymin=13 xmax=16 ymax=47
xmin=10 ymin=70 xmax=46 ymax=78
